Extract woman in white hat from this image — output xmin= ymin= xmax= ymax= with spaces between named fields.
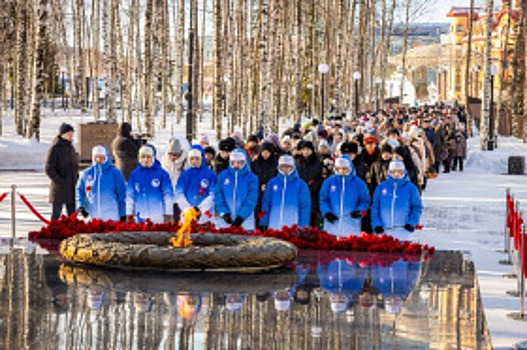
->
xmin=370 ymin=159 xmax=423 ymax=242
xmin=76 ymin=145 xmax=126 ymax=221
xmin=259 ymin=155 xmax=310 ymax=230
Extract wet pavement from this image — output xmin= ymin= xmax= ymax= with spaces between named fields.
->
xmin=0 ymin=240 xmax=490 ymax=350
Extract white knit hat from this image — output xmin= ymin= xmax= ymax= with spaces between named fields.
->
xmin=389 ymin=160 xmax=405 ymax=172
xmin=334 ymin=157 xmax=351 ymax=169
xmin=139 ymin=145 xmax=155 ymax=158
xmin=278 ymin=155 xmax=295 ymax=167
xmin=188 ymin=148 xmax=202 ymax=159
xmin=92 ymin=145 xmax=106 ymax=160
xmin=230 ymin=149 xmax=245 ymax=162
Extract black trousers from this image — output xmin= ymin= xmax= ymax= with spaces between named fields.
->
xmin=51 ymin=202 xmax=75 ymax=220
xmin=452 ymin=157 xmax=464 ymax=171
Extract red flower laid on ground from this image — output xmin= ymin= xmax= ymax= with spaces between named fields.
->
xmin=28 ymin=217 xmax=435 ymax=255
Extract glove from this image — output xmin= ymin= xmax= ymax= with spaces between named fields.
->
xmin=350 ymin=211 xmax=362 ymax=219
xmin=223 ymin=213 xmax=233 ymax=224
xmin=233 ymin=216 xmax=244 ymax=227
xmin=193 ymin=207 xmax=201 ymax=220
xmin=164 ymin=215 xmax=172 ymax=224
xmin=259 ymin=226 xmax=268 ymax=232
xmin=78 ymin=207 xmax=89 ymax=218
xmin=404 ymin=224 xmax=415 ymax=232
xmin=324 ymin=212 xmax=339 ymax=223
xmin=374 ymin=226 xmax=384 ymax=234
xmin=120 ymin=216 xmax=127 ymax=222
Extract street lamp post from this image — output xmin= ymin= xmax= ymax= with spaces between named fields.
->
xmin=374 ymin=77 xmax=382 ymax=112
xmin=318 ymin=64 xmax=329 ymax=121
xmin=353 ymin=71 xmax=361 ymax=116
xmin=488 ymin=64 xmax=498 ymax=150
xmin=306 ymin=83 xmax=314 ymax=118
xmin=60 ymin=66 xmax=66 ymax=110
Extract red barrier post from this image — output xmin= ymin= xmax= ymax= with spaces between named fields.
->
xmin=505 ymin=189 xmax=511 ymax=254
xmin=520 ymin=225 xmax=525 ymax=317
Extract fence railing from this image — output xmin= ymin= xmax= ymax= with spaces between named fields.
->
xmin=504 ymin=189 xmax=526 ymax=321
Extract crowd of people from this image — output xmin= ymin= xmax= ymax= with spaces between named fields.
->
xmin=44 ymin=105 xmax=468 ymax=242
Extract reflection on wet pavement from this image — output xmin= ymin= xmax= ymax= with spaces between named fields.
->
xmin=0 ymin=242 xmax=490 ymax=349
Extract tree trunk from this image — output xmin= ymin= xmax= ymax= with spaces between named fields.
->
xmin=464 ymin=0 xmax=474 ymax=137
xmin=213 ymin=0 xmax=222 ymax=139
xmin=511 ymin=0 xmax=526 ymax=139
xmin=480 ymin=0 xmax=494 ymax=149
xmin=399 ymin=0 xmax=411 ymax=106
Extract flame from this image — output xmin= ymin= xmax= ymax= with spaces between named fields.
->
xmin=170 ymin=207 xmax=200 ymax=247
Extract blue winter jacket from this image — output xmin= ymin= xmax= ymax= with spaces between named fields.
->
xmin=260 ymin=167 xmax=311 ymax=229
xmin=320 ymin=160 xmax=370 ymax=237
xmin=372 ymin=260 xmax=422 ymax=300
xmin=317 ymin=259 xmax=368 ymax=295
xmin=215 ymin=149 xmax=259 ymax=230
xmin=126 ymin=145 xmax=174 ymax=223
xmin=175 ymin=145 xmax=217 ymax=218
xmin=76 ymin=147 xmax=126 ymax=221
xmin=371 ymin=174 xmax=423 ymax=230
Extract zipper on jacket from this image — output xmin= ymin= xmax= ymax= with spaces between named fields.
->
xmin=280 ymin=175 xmax=287 ymax=227
xmin=233 ymin=171 xmax=238 ymax=218
xmin=390 ymin=182 xmax=397 ymax=229
xmin=339 ymin=177 xmax=345 ymax=234
xmin=96 ymin=165 xmax=101 ymax=218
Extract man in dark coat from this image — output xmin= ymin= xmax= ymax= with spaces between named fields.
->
xmin=295 ymin=140 xmax=323 ymax=227
xmin=111 ymin=122 xmax=139 ymax=181
xmin=340 ymin=142 xmax=368 ymax=181
xmin=45 ymin=123 xmax=79 ymax=220
xmin=214 ymin=137 xmax=236 ymax=174
xmin=251 ymin=142 xmax=279 ymax=221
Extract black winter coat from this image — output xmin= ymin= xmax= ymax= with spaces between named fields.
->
xmin=353 ymin=155 xmax=369 ymax=182
xmin=295 ymin=154 xmax=323 ymax=213
xmin=45 ymin=136 xmax=79 ymax=203
xmin=251 ymin=154 xmax=278 ymax=190
xmin=366 ymin=158 xmax=390 ymax=195
xmin=214 ymin=154 xmax=230 ymax=174
xmin=111 ymin=134 xmax=138 ymax=181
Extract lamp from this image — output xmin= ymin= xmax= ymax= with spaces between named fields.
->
xmin=60 ymin=66 xmax=67 ymax=110
xmin=318 ymin=64 xmax=329 ymax=121
xmin=488 ymin=65 xmax=498 ymax=150
xmin=353 ymin=71 xmax=361 ymax=115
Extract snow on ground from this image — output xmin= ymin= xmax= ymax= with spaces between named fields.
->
xmin=0 ymin=111 xmax=527 ymax=348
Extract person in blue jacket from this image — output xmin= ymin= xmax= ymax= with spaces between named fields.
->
xmin=320 ymin=155 xmax=370 ymax=237
xmin=175 ymin=144 xmax=217 ymax=224
xmin=215 ymin=148 xmax=259 ymax=230
xmin=76 ymin=145 xmax=126 ymax=221
xmin=317 ymin=257 xmax=368 ymax=314
xmin=371 ymin=159 xmax=423 ymax=242
xmin=126 ymin=144 xmax=174 ymax=223
xmin=259 ymin=155 xmax=310 ymax=230
xmin=372 ymin=259 xmax=422 ymax=314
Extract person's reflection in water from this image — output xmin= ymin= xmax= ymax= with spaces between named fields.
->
xmin=44 ymin=259 xmax=70 ymax=313
xmin=330 ymin=292 xmax=351 ymax=314
xmin=293 ymin=286 xmax=311 ymax=306
xmin=134 ymin=292 xmax=153 ymax=313
xmin=87 ymin=286 xmax=106 ymax=310
xmin=255 ymin=292 xmax=271 ymax=303
xmin=225 ymin=293 xmax=245 ymax=312
xmin=371 ymin=259 xmax=422 ymax=314
xmin=177 ymin=293 xmax=202 ymax=320
xmin=274 ymin=289 xmax=292 ymax=312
